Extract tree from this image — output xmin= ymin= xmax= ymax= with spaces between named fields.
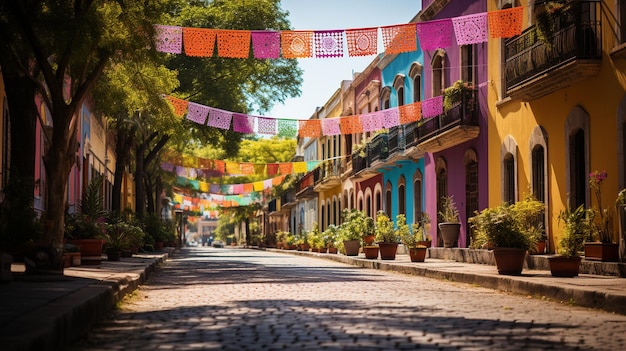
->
xmin=0 ymin=1 xmax=170 ymax=257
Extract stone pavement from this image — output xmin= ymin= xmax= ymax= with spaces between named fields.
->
xmin=0 ymin=249 xmax=172 ymax=351
xmin=2 ymin=246 xmax=626 ymax=351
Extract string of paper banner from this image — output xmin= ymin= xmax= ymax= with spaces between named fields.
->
xmin=154 ymin=7 xmax=523 ymax=58
xmin=172 ymin=190 xmax=265 ymax=210
xmin=170 ymin=172 xmax=289 ymax=195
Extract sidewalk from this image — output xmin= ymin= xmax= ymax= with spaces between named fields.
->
xmin=2 ymin=247 xmax=626 ymax=351
xmin=268 ymin=248 xmax=626 ymax=316
xmin=0 ymin=249 xmax=173 ymax=351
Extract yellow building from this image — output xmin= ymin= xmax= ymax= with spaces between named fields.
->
xmin=315 ymin=82 xmax=350 ymax=232
xmin=487 ymin=0 xmax=626 ymax=253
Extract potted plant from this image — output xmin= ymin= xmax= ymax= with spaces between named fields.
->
xmin=443 ymin=80 xmax=472 ymax=112
xmin=549 ymin=204 xmax=589 ymax=277
xmin=400 ymin=215 xmax=427 ymax=262
xmin=438 ymin=195 xmax=460 ymax=248
xmin=585 ymin=171 xmax=619 ymax=261
xmin=323 ymin=224 xmax=340 ymax=254
xmin=535 ymin=1 xmax=566 ymax=46
xmin=339 ymin=209 xmax=369 ymax=256
xmin=103 ymin=219 xmax=144 ymax=261
xmin=470 ymin=200 xmax=539 ymax=275
xmin=67 ymin=175 xmax=106 ymax=265
xmin=375 ymin=211 xmax=399 ymax=260
xmin=617 ymin=188 xmax=626 ymax=262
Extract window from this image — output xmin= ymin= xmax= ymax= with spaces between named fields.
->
xmin=621 ymin=0 xmax=626 ymax=44
xmin=385 ymin=181 xmax=393 ymax=218
xmin=565 ymin=107 xmax=589 ymax=210
xmin=398 ymin=176 xmax=406 ymax=216
xmin=375 ymin=189 xmax=382 ymax=214
xmin=413 ymin=170 xmax=423 ymax=222
xmin=326 ymin=199 xmax=331 ymax=230
xmin=503 ymin=153 xmax=515 ymax=204
xmin=366 ymin=193 xmax=372 ymax=217
xmin=409 ymin=63 xmax=423 ymax=103
xmin=461 ymin=45 xmax=476 ymax=85
xmin=397 ymin=87 xmax=404 ymax=106
xmin=570 ymin=129 xmax=586 ymax=209
xmin=393 ymin=75 xmax=405 ymax=107
xmin=501 ymin=136 xmax=518 ymax=204
xmin=465 ymin=150 xmax=478 ymax=248
xmin=432 ymin=50 xmax=446 ymax=97
xmin=532 ymin=145 xmax=546 ymax=202
xmin=321 ymin=203 xmax=325 ymax=230
xmin=436 ymin=158 xmax=448 ymax=220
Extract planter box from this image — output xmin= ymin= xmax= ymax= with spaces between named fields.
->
xmin=584 ymin=242 xmax=619 ymax=262
xmin=548 ymin=256 xmax=581 ymax=277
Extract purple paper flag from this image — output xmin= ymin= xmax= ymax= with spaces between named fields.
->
xmin=321 ymin=118 xmax=342 ymax=136
xmin=381 ymin=108 xmax=400 ymax=129
xmin=207 ymin=108 xmax=233 ymax=130
xmin=360 ymin=111 xmax=383 ymax=132
xmin=186 ymin=102 xmax=209 ymax=125
xmin=314 ymin=30 xmax=344 ymax=58
xmin=422 ymin=96 xmax=443 ymax=118
xmin=233 ymin=113 xmax=255 ymax=134
xmin=257 ymin=117 xmax=277 ymax=135
xmin=452 ymin=13 xmax=489 ymax=45
xmin=154 ymin=25 xmax=183 ymax=54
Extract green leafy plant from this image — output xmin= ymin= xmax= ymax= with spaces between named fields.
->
xmin=557 ymin=204 xmax=590 ymax=257
xmin=339 ymin=209 xmax=372 ymax=241
xmin=443 ymin=80 xmax=472 ymax=111
xmin=66 ymin=175 xmax=106 ymax=240
xmin=589 ymin=170 xmax=613 ymax=243
xmin=322 ymin=224 xmax=340 ymax=248
xmin=104 ymin=220 xmax=145 ymax=252
xmin=469 ymin=202 xmax=538 ymax=251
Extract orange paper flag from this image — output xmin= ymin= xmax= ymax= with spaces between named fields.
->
xmin=488 ymin=7 xmax=524 ymax=38
xmin=217 ymin=30 xmax=251 ymax=58
xmin=281 ymin=31 xmax=313 ymax=58
xmin=298 ymin=119 xmax=322 ymax=138
xmin=165 ymin=96 xmax=188 ymax=117
xmin=183 ymin=27 xmax=216 ymax=57
xmin=381 ymin=23 xmax=417 ymax=55
xmin=399 ymin=102 xmax=422 ymax=124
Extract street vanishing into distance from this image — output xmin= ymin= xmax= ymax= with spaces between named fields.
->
xmin=70 ymin=247 xmax=626 ymax=350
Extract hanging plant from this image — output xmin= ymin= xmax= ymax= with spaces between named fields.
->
xmin=443 ymin=80 xmax=471 ymax=112
xmin=535 ymin=1 xmax=565 ymax=46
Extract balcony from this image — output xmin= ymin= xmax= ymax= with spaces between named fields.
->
xmin=280 ymin=190 xmax=297 ymax=210
xmin=314 ymin=160 xmax=342 ymax=192
xmin=416 ymin=89 xmax=479 ymax=153
xmin=505 ymin=0 xmax=602 ymax=101
xmin=386 ymin=123 xmax=423 ymax=163
xmin=295 ymin=170 xmax=318 ymax=199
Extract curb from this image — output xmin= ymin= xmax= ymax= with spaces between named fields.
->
xmin=267 ymin=248 xmax=626 ymax=316
xmin=5 ymin=251 xmax=171 ymax=351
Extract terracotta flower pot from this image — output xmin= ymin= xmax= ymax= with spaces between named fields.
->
xmin=438 ymin=223 xmax=460 ymax=248
xmin=584 ymin=242 xmax=619 ymax=262
xmin=548 ymin=256 xmax=581 ymax=277
xmin=409 ymin=247 xmax=427 ymax=262
xmin=492 ymin=247 xmax=527 ymax=275
xmin=378 ymin=242 xmax=399 ymax=260
xmin=343 ymin=240 xmax=360 ymax=256
xmin=363 ymin=246 xmax=379 ymax=259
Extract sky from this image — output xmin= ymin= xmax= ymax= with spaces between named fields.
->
xmin=266 ymin=0 xmax=422 ymax=120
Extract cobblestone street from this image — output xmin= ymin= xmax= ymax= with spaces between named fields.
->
xmin=71 ymin=247 xmax=626 ymax=350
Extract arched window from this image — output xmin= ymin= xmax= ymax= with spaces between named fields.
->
xmin=375 ymin=189 xmax=382 ymax=214
xmin=413 ymin=170 xmax=423 ymax=222
xmin=503 ymin=154 xmax=515 ymax=204
xmin=381 ymin=87 xmax=391 ymax=110
xmin=501 ymin=135 xmax=518 ymax=204
xmin=432 ymin=50 xmax=446 ymax=97
xmin=398 ymin=176 xmax=406 ymax=216
xmin=465 ymin=149 xmax=478 ymax=248
xmin=366 ymin=193 xmax=372 ymax=217
xmin=409 ymin=63 xmax=423 ymax=103
xmin=385 ymin=181 xmax=393 ymax=217
xmin=320 ymin=203 xmax=325 ymax=231
xmin=326 ymin=199 xmax=331 ymax=230
xmin=565 ymin=107 xmax=590 ymax=209
xmin=532 ymin=145 xmax=546 ymax=202
xmin=333 ymin=197 xmax=338 ymax=225
xmin=461 ymin=45 xmax=476 ymax=85
xmin=393 ymin=75 xmax=405 ymax=107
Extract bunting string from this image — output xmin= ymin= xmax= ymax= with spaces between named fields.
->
xmin=154 ymin=7 xmax=523 ymax=58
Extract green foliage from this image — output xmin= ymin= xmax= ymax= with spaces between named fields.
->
xmin=323 ymin=224 xmax=340 ymax=248
xmin=396 ymin=214 xmax=415 ymax=247
xmin=439 ymin=196 xmax=460 ymax=223
xmin=0 ymin=175 xmax=43 ymax=246
xmin=375 ymin=211 xmax=398 ymax=243
xmin=442 ymin=80 xmax=470 ymax=111
xmin=557 ymin=204 xmax=591 ymax=257
xmin=510 ymin=195 xmax=545 ymax=247
xmin=104 ymin=219 xmax=146 ymax=251
xmin=470 ymin=198 xmax=542 ymax=251
xmin=66 ymin=175 xmax=107 ymax=240
xmin=141 ymin=214 xmax=175 ymax=244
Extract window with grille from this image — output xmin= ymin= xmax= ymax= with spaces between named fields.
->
xmin=503 ymin=153 xmax=515 ymax=204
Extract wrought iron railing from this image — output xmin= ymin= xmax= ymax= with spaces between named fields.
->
xmin=367 ymin=133 xmax=389 ymax=165
xmin=315 ymin=160 xmax=342 ymax=185
xmin=417 ymin=88 xmax=478 ymax=142
xmin=505 ymin=0 xmax=602 ymax=89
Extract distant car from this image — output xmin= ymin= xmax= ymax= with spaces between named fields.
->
xmin=212 ymin=240 xmax=224 ymax=248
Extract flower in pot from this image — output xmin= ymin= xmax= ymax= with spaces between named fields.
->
xmin=470 ymin=200 xmax=539 ymax=275
xmin=550 ymin=204 xmax=590 ymax=277
xmin=375 ymin=211 xmax=399 ymax=260
xmin=438 ymin=196 xmax=460 ymax=248
xmin=323 ymin=224 xmax=340 ymax=253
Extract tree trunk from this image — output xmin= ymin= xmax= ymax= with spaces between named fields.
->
xmin=134 ymin=143 xmax=146 ymax=218
xmin=145 ymin=173 xmax=155 ymax=215
xmin=0 ymin=64 xmax=38 ymax=247
xmin=111 ymin=124 xmax=134 ymax=214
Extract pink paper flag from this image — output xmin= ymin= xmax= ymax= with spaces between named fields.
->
xmin=416 ymin=19 xmax=453 ymax=51
xmin=321 ymin=118 xmax=341 ymax=136
xmin=360 ymin=111 xmax=383 ymax=132
xmin=251 ymin=31 xmax=281 ymax=59
xmin=186 ymin=102 xmax=209 ymax=125
xmin=233 ymin=184 xmax=244 ymax=194
xmin=207 ymin=108 xmax=233 ymax=130
xmin=233 ymin=113 xmax=254 ymax=134
xmin=381 ymin=108 xmax=400 ymax=129
xmin=422 ymin=96 xmax=443 ymax=118
xmin=314 ymin=30 xmax=344 ymax=58
xmin=257 ymin=117 xmax=277 ymax=135
xmin=263 ymin=179 xmax=273 ymax=190
xmin=452 ymin=13 xmax=489 ymax=45
xmin=154 ymin=25 xmax=183 ymax=54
